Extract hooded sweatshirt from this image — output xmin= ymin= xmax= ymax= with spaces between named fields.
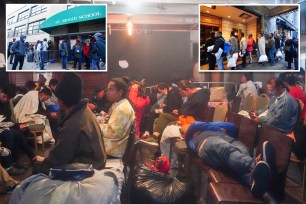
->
xmin=11 ymin=35 xmax=26 ymax=55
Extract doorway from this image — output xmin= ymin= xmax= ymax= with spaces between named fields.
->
xmin=200 ymin=25 xmax=219 ymax=66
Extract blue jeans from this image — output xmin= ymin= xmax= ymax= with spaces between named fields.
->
xmin=201 ymin=135 xmax=254 ymax=186
xmin=40 ymin=51 xmax=47 ymax=69
xmin=92 ymin=59 xmax=97 ymax=70
xmin=217 ymin=56 xmax=224 ymax=70
xmin=61 ymin=56 xmax=67 ymax=69
xmin=269 ymin=48 xmax=276 ymax=65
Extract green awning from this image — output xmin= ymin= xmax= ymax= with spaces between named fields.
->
xmin=40 ymin=5 xmax=106 ymax=33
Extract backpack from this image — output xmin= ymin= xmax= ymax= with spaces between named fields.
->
xmin=74 ymin=45 xmax=82 ymax=53
xmin=222 ymin=40 xmax=232 ymax=55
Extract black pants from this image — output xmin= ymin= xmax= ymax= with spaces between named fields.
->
xmin=84 ymin=56 xmax=90 ymax=69
xmin=0 ymin=128 xmax=35 ymax=167
xmin=12 ymin=54 xmax=24 ymax=70
xmin=293 ymin=125 xmax=306 ymax=159
xmin=144 ymin=111 xmax=159 ymax=134
xmin=73 ymin=58 xmax=82 ymax=70
xmin=241 ymin=52 xmax=247 ymax=68
xmin=207 ymin=53 xmax=216 ymax=70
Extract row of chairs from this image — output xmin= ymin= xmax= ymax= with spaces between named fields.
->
xmin=231 ymin=94 xmax=270 ymax=113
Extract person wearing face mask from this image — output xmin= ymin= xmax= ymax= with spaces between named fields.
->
xmin=250 ymin=77 xmax=298 ymax=134
xmin=11 ymin=35 xmax=27 ymax=70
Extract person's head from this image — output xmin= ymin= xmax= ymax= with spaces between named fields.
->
xmin=177 ymin=80 xmax=196 ymax=97
xmin=0 ymin=84 xmax=16 ymax=103
xmin=248 ymin=34 xmax=253 ymax=38
xmin=95 ymin=86 xmax=106 ymax=100
xmin=157 ymin=82 xmax=169 ymax=95
xmin=93 ymin=32 xmax=103 ymax=39
xmin=43 ymin=38 xmax=47 ymax=42
xmin=13 ymin=38 xmax=16 ymax=42
xmin=210 ymin=31 xmax=215 ymax=38
xmin=76 ymin=39 xmax=80 ymax=44
xmin=241 ymin=73 xmax=253 ymax=83
xmin=230 ymin=31 xmax=235 ymax=37
xmin=258 ymin=32 xmax=262 ymax=38
xmin=215 ymin=31 xmax=222 ymax=38
xmin=241 ymin=32 xmax=245 ymax=37
xmin=267 ymin=77 xmax=286 ymax=96
xmin=284 ymin=75 xmax=297 ymax=88
xmin=107 ymin=78 xmax=129 ymax=102
xmin=38 ymin=74 xmax=47 ymax=86
xmin=20 ymin=35 xmax=26 ymax=42
xmin=49 ymin=79 xmax=58 ymax=92
xmin=25 ymin=81 xmax=36 ymax=92
xmin=61 ymin=39 xmax=66 ymax=43
xmin=55 ymin=73 xmax=83 ymax=109
xmin=38 ymin=88 xmax=52 ymax=102
xmin=269 ymin=33 xmax=274 ymax=38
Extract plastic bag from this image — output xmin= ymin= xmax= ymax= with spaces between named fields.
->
xmin=207 ymin=45 xmax=214 ymax=52
xmin=258 ymin=55 xmax=268 ymax=62
xmin=227 ymin=56 xmax=236 ymax=68
xmin=276 ymin=50 xmax=283 ymax=58
xmin=131 ymin=166 xmax=194 ymax=204
xmin=214 ymin=48 xmax=223 ymax=60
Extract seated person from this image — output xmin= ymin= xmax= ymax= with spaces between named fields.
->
xmin=152 ymin=80 xmax=210 ymax=139
xmin=236 ymin=73 xmax=258 ymax=107
xmin=250 ymin=77 xmax=298 ymax=134
xmin=44 ymin=79 xmax=59 ymax=112
xmin=185 ymin=121 xmax=274 ymax=198
xmin=35 ymin=73 xmax=107 ymax=174
xmin=100 ymin=78 xmax=135 ymax=158
xmin=142 ymin=82 xmax=182 ymax=138
xmin=24 ymin=81 xmax=36 ymax=93
xmin=88 ymin=86 xmax=113 ymax=114
xmin=0 ymin=85 xmax=37 ymax=175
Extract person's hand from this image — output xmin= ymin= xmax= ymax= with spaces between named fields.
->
xmin=159 ymin=103 xmax=166 ymax=108
xmin=172 ymin=110 xmax=179 ymax=116
xmin=249 ymin=111 xmax=260 ymax=122
xmin=88 ymin=103 xmax=96 ymax=110
xmin=34 ymin=155 xmax=45 ymax=162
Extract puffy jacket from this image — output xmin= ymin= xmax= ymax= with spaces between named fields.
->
xmin=11 ymin=35 xmax=26 ymax=55
xmin=96 ymin=38 xmax=106 ymax=62
xmin=88 ymin=43 xmax=99 ymax=60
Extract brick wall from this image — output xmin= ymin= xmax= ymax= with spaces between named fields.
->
xmin=221 ymin=18 xmax=246 ymax=41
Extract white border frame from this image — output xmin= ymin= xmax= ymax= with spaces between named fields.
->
xmin=198 ymin=4 xmax=301 ymax=73
xmin=5 ymin=3 xmax=108 ymax=72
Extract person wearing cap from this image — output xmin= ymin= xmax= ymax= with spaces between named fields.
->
xmin=35 ymin=73 xmax=107 ymax=174
xmin=59 ymin=39 xmax=68 ymax=70
xmin=88 ymin=38 xmax=99 ymax=70
xmin=11 ymin=35 xmax=27 ymax=70
xmin=7 ymin=38 xmax=16 ymax=64
xmin=72 ymin=39 xmax=83 ymax=70
xmin=38 ymin=38 xmax=48 ymax=70
xmin=83 ymin=39 xmax=90 ymax=69
xmin=93 ymin=33 xmax=106 ymax=70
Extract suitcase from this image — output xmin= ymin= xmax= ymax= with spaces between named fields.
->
xmin=27 ymin=52 xmax=34 ymax=62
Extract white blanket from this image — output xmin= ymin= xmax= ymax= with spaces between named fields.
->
xmin=13 ymin=90 xmax=53 ymax=142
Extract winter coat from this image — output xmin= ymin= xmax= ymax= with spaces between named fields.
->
xmin=72 ymin=43 xmax=83 ymax=58
xmin=96 ymin=38 xmax=106 ymax=62
xmin=246 ymin=38 xmax=255 ymax=52
xmin=128 ymin=86 xmax=150 ymax=137
xmin=83 ymin=44 xmax=90 ymax=57
xmin=285 ymin=39 xmax=294 ymax=63
xmin=88 ymin=43 xmax=99 ymax=60
xmin=11 ymin=35 xmax=26 ymax=55
xmin=258 ymin=37 xmax=266 ymax=55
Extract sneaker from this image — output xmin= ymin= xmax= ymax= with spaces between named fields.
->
xmin=7 ymin=167 xmax=25 ymax=176
xmin=250 ymin=161 xmax=271 ymax=198
xmin=0 ymin=147 xmax=11 ymax=157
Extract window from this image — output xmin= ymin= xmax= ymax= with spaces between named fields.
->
xmin=27 ymin=19 xmax=45 ymax=35
xmin=14 ymin=25 xmax=26 ymax=37
xmin=7 ymin=29 xmax=12 ymax=37
xmin=30 ymin=5 xmax=47 ymax=16
xmin=17 ymin=10 xmax=29 ymax=22
xmin=7 ymin=16 xmax=15 ymax=25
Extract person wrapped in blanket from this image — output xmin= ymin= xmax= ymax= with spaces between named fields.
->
xmin=185 ymin=121 xmax=275 ymax=198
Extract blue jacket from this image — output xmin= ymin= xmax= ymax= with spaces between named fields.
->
xmin=259 ymin=91 xmax=298 ymax=133
xmin=96 ymin=38 xmax=105 ymax=62
xmin=185 ymin=121 xmax=238 ymax=152
xmin=11 ymin=35 xmax=26 ymax=55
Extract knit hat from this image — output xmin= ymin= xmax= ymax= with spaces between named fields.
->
xmin=55 ymin=73 xmax=82 ymax=108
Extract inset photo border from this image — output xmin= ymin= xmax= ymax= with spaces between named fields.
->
xmin=6 ymin=4 xmax=107 ymax=72
xmin=198 ymin=4 xmax=300 ymax=72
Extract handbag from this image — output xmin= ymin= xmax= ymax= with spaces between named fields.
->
xmin=283 ymin=46 xmax=290 ymax=52
xmin=276 ymin=50 xmax=283 ymax=58
xmin=50 ymin=163 xmax=94 ymax=181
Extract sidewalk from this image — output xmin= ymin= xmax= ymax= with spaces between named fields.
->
xmin=200 ymin=56 xmax=296 ymax=71
xmin=6 ymin=58 xmax=106 ymax=71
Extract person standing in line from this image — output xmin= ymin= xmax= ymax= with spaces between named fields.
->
xmin=7 ymin=38 xmax=16 ymax=64
xmin=72 ymin=39 xmax=83 ymax=70
xmin=59 ymin=39 xmax=68 ymax=70
xmin=240 ymin=33 xmax=247 ymax=68
xmin=93 ymin=33 xmax=106 ymax=70
xmin=83 ymin=39 xmax=90 ymax=70
xmin=39 ymin=38 xmax=48 ymax=70
xmin=88 ymin=38 xmax=99 ymax=70
xmin=11 ymin=35 xmax=27 ymax=70
xmin=211 ymin=31 xmax=225 ymax=70
xmin=267 ymin=33 xmax=276 ymax=66
xmin=204 ymin=31 xmax=216 ymax=70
